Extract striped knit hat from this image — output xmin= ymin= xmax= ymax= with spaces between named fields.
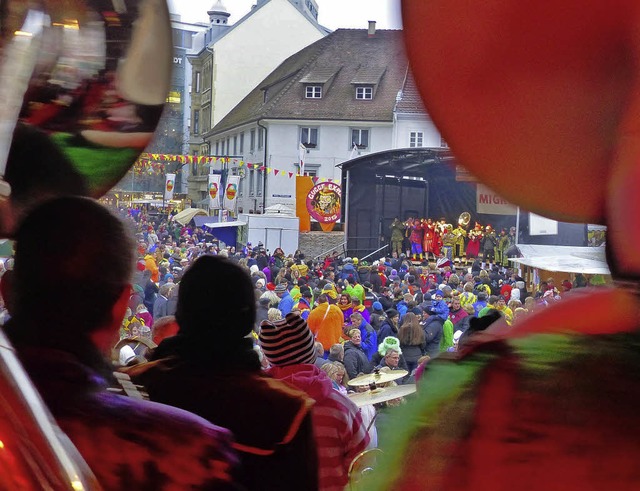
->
xmin=259 ymin=313 xmax=316 ymax=367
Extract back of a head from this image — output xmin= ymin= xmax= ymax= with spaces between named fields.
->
xmin=176 ymin=255 xmax=255 ymax=341
xmin=13 ymin=196 xmax=134 ymax=332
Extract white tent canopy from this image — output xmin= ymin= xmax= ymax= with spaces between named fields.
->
xmin=510 ymin=244 xmax=610 ymax=275
xmin=172 ymin=208 xmax=208 ymax=226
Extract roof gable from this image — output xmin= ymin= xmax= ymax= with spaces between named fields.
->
xmin=211 ymin=29 xmax=408 ymax=134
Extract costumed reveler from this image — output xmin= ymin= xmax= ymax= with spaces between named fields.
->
xmin=406 ymin=218 xmax=423 ymax=261
xmin=421 ymin=218 xmax=436 ymax=261
xmin=389 ymin=218 xmax=405 ymax=257
xmin=452 ymin=223 xmax=467 ymax=262
xmin=465 ymin=222 xmax=482 ymax=260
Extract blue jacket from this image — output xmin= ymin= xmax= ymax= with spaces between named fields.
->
xmin=278 ymin=293 xmax=294 ymax=316
xmin=357 ymin=320 xmax=378 ymax=361
xmin=431 ymin=299 xmax=450 ymax=322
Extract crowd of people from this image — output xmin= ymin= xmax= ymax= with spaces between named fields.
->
xmin=0 ymin=199 xmax=610 ymax=490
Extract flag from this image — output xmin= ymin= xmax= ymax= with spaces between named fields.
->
xmin=223 ymin=175 xmax=240 ymax=211
xmin=348 ymin=143 xmax=358 ymax=160
xmin=164 ymin=173 xmax=176 ymax=200
xmin=208 ymin=174 xmax=221 ymax=209
xmin=298 ymin=143 xmax=306 ymax=176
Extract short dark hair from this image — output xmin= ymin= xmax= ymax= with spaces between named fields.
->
xmin=176 ymin=256 xmax=255 ymax=342
xmin=12 ymin=197 xmax=134 ymax=332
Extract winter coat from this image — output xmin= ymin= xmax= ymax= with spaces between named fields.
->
xmin=343 ymin=341 xmax=373 ymax=379
xmin=422 ymin=316 xmax=444 ymax=358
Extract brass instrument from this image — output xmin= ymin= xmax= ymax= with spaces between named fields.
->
xmin=458 ymin=212 xmax=471 ymax=228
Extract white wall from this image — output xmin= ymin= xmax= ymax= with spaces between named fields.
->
xmin=394 ymin=114 xmax=443 ymax=148
xmin=212 ymin=0 xmax=326 ymax=126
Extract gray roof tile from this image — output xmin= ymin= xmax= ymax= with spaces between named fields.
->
xmin=210 ymin=29 xmax=409 ymax=135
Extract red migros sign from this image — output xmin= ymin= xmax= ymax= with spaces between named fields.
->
xmin=476 ymin=183 xmax=516 ymax=215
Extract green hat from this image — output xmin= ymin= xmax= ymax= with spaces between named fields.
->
xmin=378 ymin=336 xmax=402 ymax=356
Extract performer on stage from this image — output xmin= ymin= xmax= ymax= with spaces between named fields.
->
xmin=481 ymin=225 xmax=498 ymax=266
xmin=389 ymin=218 xmax=405 ymax=257
xmin=407 ymin=218 xmax=423 ymax=261
xmin=441 ymin=224 xmax=455 ymax=263
xmin=466 ymin=222 xmax=483 ymax=260
xmin=452 ymin=223 xmax=467 ymax=262
xmin=421 ymin=218 xmax=436 ymax=261
xmin=496 ymin=228 xmax=509 ymax=267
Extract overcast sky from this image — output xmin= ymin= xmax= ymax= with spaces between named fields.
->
xmin=167 ymin=0 xmax=403 ymax=30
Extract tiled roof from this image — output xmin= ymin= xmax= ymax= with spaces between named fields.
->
xmin=211 ymin=29 xmax=409 ymax=135
xmin=299 ymin=67 xmax=339 ymax=84
xmin=350 ymin=66 xmax=387 ymax=85
xmin=395 ymin=72 xmax=428 ymax=114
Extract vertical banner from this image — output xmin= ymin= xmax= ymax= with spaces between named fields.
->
xmin=164 ymin=173 xmax=176 ymax=201
xmin=296 ymin=175 xmax=314 ymax=232
xmin=208 ymin=174 xmax=221 ymax=209
xmin=298 ymin=143 xmax=306 ymax=176
xmin=223 ymin=175 xmax=240 ymax=212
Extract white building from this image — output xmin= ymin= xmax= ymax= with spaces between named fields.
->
xmin=186 ymin=0 xmax=328 ymax=205
xmin=207 ymin=26 xmax=446 ymax=214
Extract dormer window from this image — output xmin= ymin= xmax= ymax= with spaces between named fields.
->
xmin=305 ymin=85 xmax=322 ymax=98
xmin=355 ymin=86 xmax=373 ymax=100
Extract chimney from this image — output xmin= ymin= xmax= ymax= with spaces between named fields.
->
xmin=368 ymin=20 xmax=376 ymax=37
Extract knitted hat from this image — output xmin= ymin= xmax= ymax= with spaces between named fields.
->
xmin=385 ymin=308 xmax=399 ymax=319
xmin=378 ymin=336 xmax=402 ymax=356
xmin=435 ymin=289 xmax=444 ymax=297
xmin=372 ymin=301 xmax=383 ymax=312
xmin=259 ymin=313 xmax=316 ymax=367
xmin=275 ymin=283 xmax=287 ymax=293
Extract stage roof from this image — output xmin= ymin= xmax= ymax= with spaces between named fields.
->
xmin=339 ymin=147 xmax=456 ymax=178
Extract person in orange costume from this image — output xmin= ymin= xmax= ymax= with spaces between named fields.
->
xmin=370 ymin=1 xmax=640 ymax=490
xmin=307 ymin=293 xmax=344 ymax=354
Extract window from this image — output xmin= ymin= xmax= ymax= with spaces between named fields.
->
xmin=239 ymin=132 xmax=244 ymax=153
xmin=257 ymin=169 xmax=263 ymax=197
xmin=249 ymin=169 xmax=255 ymax=196
xmin=250 ymin=129 xmax=256 ymax=151
xmin=356 ymin=86 xmax=373 ymax=100
xmin=215 ymin=141 xmax=219 ymax=155
xmin=258 ymin=128 xmax=264 ymax=149
xmin=409 ymin=131 xmax=424 ymax=148
xmin=351 ymin=128 xmax=369 ymax=149
xmin=305 ymin=85 xmax=322 ymax=98
xmin=192 ymin=150 xmax=199 ymax=176
xmin=194 ymin=72 xmax=201 ymax=93
xmin=440 ymin=136 xmax=449 ymax=148
xmin=233 ymin=135 xmax=237 ymax=155
xmin=193 ymin=111 xmax=200 ymax=135
xmin=301 ymin=127 xmax=318 ymax=148
xmin=226 ymin=138 xmax=231 ymax=156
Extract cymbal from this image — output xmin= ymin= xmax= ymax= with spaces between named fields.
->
xmin=348 ymin=369 xmax=409 ymax=387
xmin=348 ymin=384 xmax=417 ymax=407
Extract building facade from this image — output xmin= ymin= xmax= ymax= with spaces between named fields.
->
xmin=186 ymin=0 xmax=327 ymax=207
xmin=206 ymin=27 xmax=447 ymax=215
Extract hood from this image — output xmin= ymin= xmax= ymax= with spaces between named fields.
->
xmin=268 ymin=364 xmax=333 ymax=402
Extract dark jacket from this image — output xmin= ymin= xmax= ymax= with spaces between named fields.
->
xmin=343 ymin=341 xmax=372 ymax=379
xmin=377 ymin=320 xmax=398 ymax=341
xmin=129 ymin=337 xmax=318 ymax=491
xmin=422 ymin=316 xmax=444 ymax=358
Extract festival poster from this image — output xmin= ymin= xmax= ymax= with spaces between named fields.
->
xmin=306 ymin=182 xmax=341 ymax=232
xmin=164 ymin=173 xmax=175 ymax=201
xmin=296 ymin=175 xmax=314 ymax=232
xmin=208 ymin=174 xmax=221 ymax=209
xmin=223 ymin=175 xmax=240 ymax=212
